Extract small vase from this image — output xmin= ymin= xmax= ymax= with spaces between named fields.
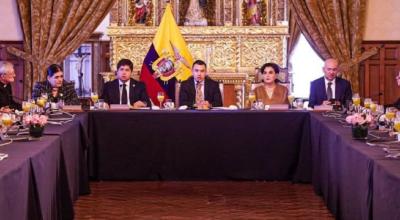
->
xmin=29 ymin=126 xmax=44 ymax=138
xmin=352 ymin=124 xmax=368 ymax=139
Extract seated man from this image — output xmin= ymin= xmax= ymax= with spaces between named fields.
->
xmin=308 ymin=58 xmax=352 ymax=108
xmin=101 ymin=59 xmax=150 ymax=108
xmin=179 ymin=59 xmax=223 ymax=108
xmin=387 ymin=71 xmax=400 ymax=109
xmin=0 ymin=61 xmax=21 ymax=110
xmin=32 ymin=64 xmax=80 ymax=105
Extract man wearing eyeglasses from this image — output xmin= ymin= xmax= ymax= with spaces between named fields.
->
xmin=308 ymin=58 xmax=353 ymax=108
xmin=0 ymin=61 xmax=21 ymax=111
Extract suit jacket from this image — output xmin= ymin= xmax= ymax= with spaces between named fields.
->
xmin=0 ymin=82 xmax=21 ymax=110
xmin=179 ymin=76 xmax=223 ymax=107
xmin=308 ymin=76 xmax=352 ymax=108
xmin=32 ymin=80 xmax=80 ymax=105
xmin=101 ymin=78 xmax=150 ymax=106
xmin=254 ymin=84 xmax=289 ymax=105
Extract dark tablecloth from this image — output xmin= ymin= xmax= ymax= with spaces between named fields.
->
xmin=310 ymin=113 xmax=399 ymax=220
xmin=2 ymin=110 xmax=400 ymax=220
xmin=0 ymin=136 xmax=64 ymax=220
xmin=45 ymin=113 xmax=90 ymax=198
xmin=89 ymin=110 xmax=312 ymax=181
xmin=0 ymin=113 xmax=89 ymax=220
xmin=372 ymin=159 xmax=400 ymax=220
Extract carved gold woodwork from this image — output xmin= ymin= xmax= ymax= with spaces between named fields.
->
xmin=107 ymin=25 xmax=288 ymax=108
xmin=108 ymin=26 xmax=288 ymax=72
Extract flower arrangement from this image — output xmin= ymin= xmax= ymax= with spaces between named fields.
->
xmin=346 ymin=113 xmax=373 ymax=139
xmin=23 ymin=114 xmax=48 ymax=138
xmin=346 ymin=113 xmax=373 ymax=126
xmin=23 ymin=114 xmax=48 ymax=127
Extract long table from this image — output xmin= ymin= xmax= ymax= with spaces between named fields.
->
xmin=1 ymin=110 xmax=400 ymax=220
xmin=88 ymin=110 xmax=400 ymax=220
xmin=89 ymin=110 xmax=312 ymax=182
xmin=310 ymin=113 xmax=400 ymax=220
xmin=0 ymin=113 xmax=89 ymax=220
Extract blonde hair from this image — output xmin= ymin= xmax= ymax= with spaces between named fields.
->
xmin=0 ymin=61 xmax=14 ymax=76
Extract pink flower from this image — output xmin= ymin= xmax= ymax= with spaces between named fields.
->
xmin=346 ymin=113 xmax=373 ymax=125
xmin=23 ymin=114 xmax=48 ymax=127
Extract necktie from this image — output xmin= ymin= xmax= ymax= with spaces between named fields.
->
xmin=327 ymin=82 xmax=333 ymax=100
xmin=121 ymin=83 xmax=128 ymax=104
xmin=195 ymin=81 xmax=203 ymax=103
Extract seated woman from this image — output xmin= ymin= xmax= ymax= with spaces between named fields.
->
xmin=32 ymin=64 xmax=80 ymax=105
xmin=253 ymin=62 xmax=289 ymax=105
xmin=0 ymin=61 xmax=21 ymax=110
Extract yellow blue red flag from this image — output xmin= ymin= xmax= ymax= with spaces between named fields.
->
xmin=140 ymin=3 xmax=193 ymax=105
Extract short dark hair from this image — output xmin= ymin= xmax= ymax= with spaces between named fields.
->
xmin=117 ymin=59 xmax=134 ymax=71
xmin=47 ymin=64 xmax=63 ymax=77
xmin=260 ymin=62 xmax=280 ymax=74
xmin=192 ymin=59 xmax=207 ymax=69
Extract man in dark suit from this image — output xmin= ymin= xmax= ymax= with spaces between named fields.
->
xmin=308 ymin=58 xmax=352 ymax=108
xmin=0 ymin=61 xmax=21 ymax=110
xmin=101 ymin=59 xmax=150 ymax=108
xmin=387 ymin=71 xmax=400 ymax=109
xmin=179 ymin=60 xmax=223 ymax=108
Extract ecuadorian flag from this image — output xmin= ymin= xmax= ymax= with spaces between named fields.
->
xmin=140 ymin=3 xmax=193 ymax=105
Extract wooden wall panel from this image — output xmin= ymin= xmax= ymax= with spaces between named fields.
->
xmin=360 ymin=42 xmax=400 ymax=105
xmin=0 ymin=41 xmax=24 ymax=101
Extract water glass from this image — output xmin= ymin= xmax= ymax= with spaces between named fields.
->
xmin=97 ymin=99 xmax=106 ymax=110
xmin=254 ymin=99 xmax=265 ymax=110
xmin=163 ymin=99 xmax=175 ymax=110
xmin=364 ymin=98 xmax=372 ymax=109
xmin=295 ymin=98 xmax=304 ymax=109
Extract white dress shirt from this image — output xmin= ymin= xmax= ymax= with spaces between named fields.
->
xmin=119 ymin=79 xmax=131 ymax=105
xmin=324 ymin=78 xmax=336 ymax=99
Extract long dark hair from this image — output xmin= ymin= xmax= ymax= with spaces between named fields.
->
xmin=47 ymin=64 xmax=63 ymax=77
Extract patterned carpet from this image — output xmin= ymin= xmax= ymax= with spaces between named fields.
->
xmin=74 ymin=181 xmax=333 ymax=219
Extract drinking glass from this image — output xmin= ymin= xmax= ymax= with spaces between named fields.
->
xmin=91 ymin=91 xmax=99 ymax=109
xmin=370 ymin=101 xmax=377 ymax=113
xmin=157 ymin=92 xmax=165 ymax=109
xmin=41 ymin=92 xmax=48 ymax=103
xmin=248 ymin=91 xmax=256 ymax=109
xmin=36 ymin=97 xmax=45 ymax=109
xmin=376 ymin=105 xmax=384 ymax=115
xmin=1 ymin=114 xmax=13 ymax=138
xmin=364 ymin=98 xmax=372 ymax=109
xmin=288 ymin=95 xmax=295 ymax=109
xmin=296 ymin=98 xmax=304 ymax=109
xmin=255 ymin=99 xmax=265 ymax=110
xmin=386 ymin=107 xmax=396 ymax=120
xmin=22 ymin=101 xmax=32 ymax=113
xmin=163 ymin=99 xmax=174 ymax=110
xmin=386 ymin=107 xmax=396 ymax=130
xmin=394 ymin=117 xmax=400 ymax=133
xmin=352 ymin=93 xmax=360 ymax=106
xmin=97 ymin=99 xmax=105 ymax=110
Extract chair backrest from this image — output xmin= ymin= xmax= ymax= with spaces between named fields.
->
xmin=174 ymin=80 xmax=224 ymax=107
xmin=175 ymin=81 xmax=181 ymax=107
xmin=219 ymin=81 xmax=224 ymax=106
